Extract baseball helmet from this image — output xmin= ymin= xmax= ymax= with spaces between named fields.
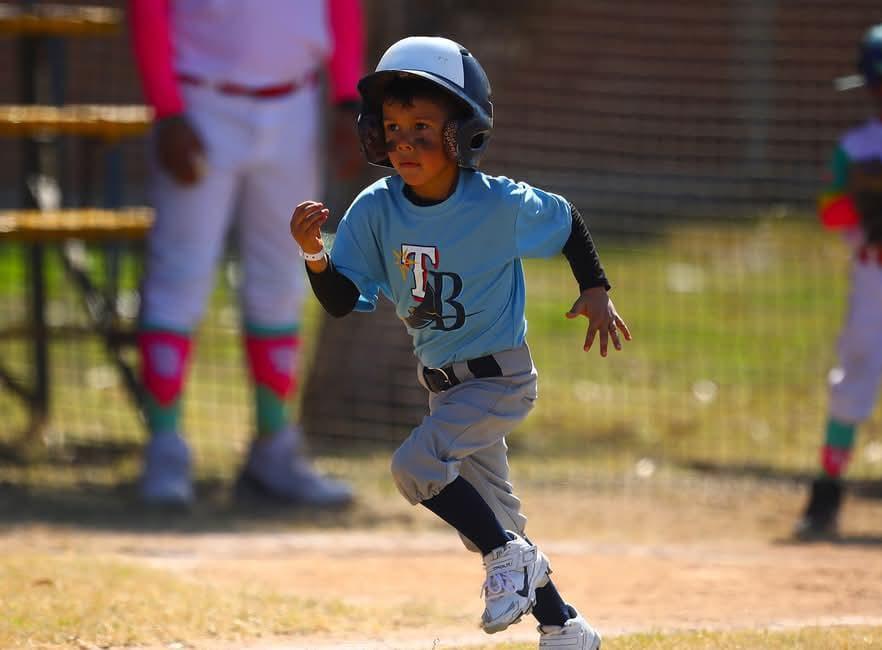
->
xmin=835 ymin=24 xmax=882 ymax=91
xmin=858 ymin=24 xmax=882 ymax=87
xmin=357 ymin=36 xmax=493 ymax=169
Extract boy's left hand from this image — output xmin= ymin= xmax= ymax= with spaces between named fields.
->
xmin=566 ymin=287 xmax=632 ymax=357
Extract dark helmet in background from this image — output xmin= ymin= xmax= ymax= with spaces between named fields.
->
xmin=858 ymin=24 xmax=882 ymax=88
xmin=835 ymin=24 xmax=882 ymax=91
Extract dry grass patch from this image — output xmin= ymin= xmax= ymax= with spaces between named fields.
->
xmin=0 ymin=552 xmax=355 ymax=648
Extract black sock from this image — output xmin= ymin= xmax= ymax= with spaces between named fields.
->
xmin=533 ymin=579 xmax=570 ymax=627
xmin=421 ymin=476 xmax=510 ymax=555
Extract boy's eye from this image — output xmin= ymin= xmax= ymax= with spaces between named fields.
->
xmin=384 ymin=123 xmax=399 ymax=133
xmin=415 ymin=122 xmax=429 ymax=130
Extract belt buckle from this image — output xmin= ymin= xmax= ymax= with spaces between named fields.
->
xmin=423 ymin=366 xmax=452 ymax=392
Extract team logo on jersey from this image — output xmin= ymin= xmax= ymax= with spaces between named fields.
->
xmin=394 ymin=244 xmax=475 ymax=331
xmin=396 ymin=245 xmax=437 ymax=302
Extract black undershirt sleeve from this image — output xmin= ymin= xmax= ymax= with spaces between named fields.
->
xmin=305 ymin=258 xmax=360 ymax=318
xmin=562 ymin=203 xmax=611 ymax=292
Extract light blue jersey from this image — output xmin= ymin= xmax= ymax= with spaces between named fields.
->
xmin=330 ymin=169 xmax=572 ymax=368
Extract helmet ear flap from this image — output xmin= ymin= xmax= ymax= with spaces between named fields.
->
xmin=357 ymin=112 xmax=391 ymax=166
xmin=455 ymin=115 xmax=492 ymax=168
xmin=442 ymin=118 xmax=492 ymax=168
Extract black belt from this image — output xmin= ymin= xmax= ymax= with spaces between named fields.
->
xmin=422 ymin=354 xmax=503 ymax=393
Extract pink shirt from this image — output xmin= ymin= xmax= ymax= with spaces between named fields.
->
xmin=129 ymin=0 xmax=364 ymax=118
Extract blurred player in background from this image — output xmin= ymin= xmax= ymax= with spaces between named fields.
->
xmin=796 ymin=24 xmax=882 ymax=538
xmin=292 ymin=36 xmax=627 ymax=649
xmin=128 ymin=0 xmax=364 ymax=508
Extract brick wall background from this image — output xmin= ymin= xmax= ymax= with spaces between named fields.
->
xmin=2 ymin=1 xmax=880 ymax=221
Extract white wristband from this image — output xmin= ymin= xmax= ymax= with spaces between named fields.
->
xmin=300 ymin=248 xmax=327 ymax=262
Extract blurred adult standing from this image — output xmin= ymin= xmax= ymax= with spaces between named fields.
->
xmin=128 ymin=0 xmax=364 ymax=507
xmin=795 ymin=25 xmax=882 ymax=538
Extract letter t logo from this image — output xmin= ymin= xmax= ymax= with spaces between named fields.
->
xmin=401 ymin=244 xmax=438 ymax=301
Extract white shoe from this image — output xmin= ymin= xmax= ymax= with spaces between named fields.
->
xmin=139 ymin=431 xmax=193 ymax=507
xmin=481 ymin=532 xmax=551 ymax=634
xmin=236 ymin=428 xmax=354 ymax=507
xmin=538 ymin=606 xmax=602 ymax=649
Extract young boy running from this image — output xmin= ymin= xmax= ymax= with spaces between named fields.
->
xmin=291 ymin=36 xmax=629 ymax=648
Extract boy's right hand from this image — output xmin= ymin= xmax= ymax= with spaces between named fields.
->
xmin=290 ymin=200 xmax=330 ymax=254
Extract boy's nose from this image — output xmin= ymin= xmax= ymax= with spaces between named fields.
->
xmin=396 ymin=139 xmax=414 ymax=152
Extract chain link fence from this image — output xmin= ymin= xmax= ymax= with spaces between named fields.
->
xmin=1 ymin=2 xmax=881 ymax=505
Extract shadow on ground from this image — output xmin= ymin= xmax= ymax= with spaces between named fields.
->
xmin=0 ymin=438 xmax=407 ymax=534
xmin=687 ymin=460 xmax=882 ymax=548
xmin=685 ymin=460 xmax=882 ymax=499
xmin=776 ymin=533 xmax=882 ymax=547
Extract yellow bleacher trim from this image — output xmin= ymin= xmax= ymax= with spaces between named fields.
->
xmin=0 ymin=3 xmax=120 ymax=36
xmin=0 ymin=104 xmax=153 ymax=139
xmin=0 ymin=208 xmax=153 ymax=242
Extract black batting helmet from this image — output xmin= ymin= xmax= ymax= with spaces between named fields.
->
xmin=858 ymin=24 xmax=882 ymax=88
xmin=356 ymin=36 xmax=493 ymax=169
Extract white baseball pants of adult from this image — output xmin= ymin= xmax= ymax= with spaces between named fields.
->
xmin=141 ymin=81 xmax=321 ymax=330
xmin=828 ymin=255 xmax=882 ymax=423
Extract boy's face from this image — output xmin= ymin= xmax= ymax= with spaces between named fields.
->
xmin=383 ymin=97 xmax=458 ymax=200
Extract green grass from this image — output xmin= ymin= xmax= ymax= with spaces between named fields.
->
xmin=2 ymin=216 xmax=882 ymax=486
xmin=518 ymin=216 xmax=882 ymax=477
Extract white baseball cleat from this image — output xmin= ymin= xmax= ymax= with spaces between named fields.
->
xmin=235 ymin=427 xmax=354 ymax=507
xmin=480 ymin=532 xmax=551 ymax=634
xmin=139 ymin=431 xmax=194 ymax=507
xmin=538 ymin=605 xmax=602 ymax=649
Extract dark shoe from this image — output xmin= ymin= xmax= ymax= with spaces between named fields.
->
xmin=794 ymin=477 xmax=842 ymax=539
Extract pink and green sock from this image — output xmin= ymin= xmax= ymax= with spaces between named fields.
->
xmin=244 ymin=324 xmax=300 ymax=438
xmin=138 ymin=327 xmax=193 ymax=436
xmin=820 ymin=417 xmax=856 ymax=478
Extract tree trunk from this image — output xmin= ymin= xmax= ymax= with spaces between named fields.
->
xmin=302 ymin=161 xmax=427 ymax=445
xmin=301 ymin=300 xmax=427 ymax=445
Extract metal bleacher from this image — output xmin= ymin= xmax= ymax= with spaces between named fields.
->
xmin=0 ymin=2 xmax=152 ymax=440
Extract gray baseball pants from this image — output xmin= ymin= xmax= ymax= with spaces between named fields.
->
xmin=390 ymin=344 xmax=538 ymax=552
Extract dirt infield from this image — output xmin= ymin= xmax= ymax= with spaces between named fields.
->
xmin=5 ymin=475 xmax=882 ymax=649
xmin=110 ymin=532 xmax=882 ymax=648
